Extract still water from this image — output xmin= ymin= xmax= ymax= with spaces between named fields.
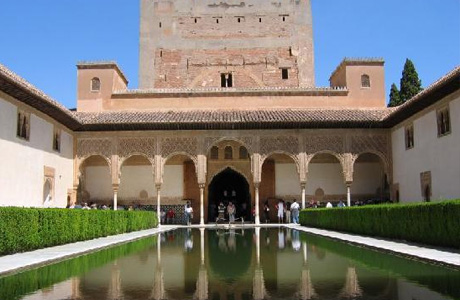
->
xmin=0 ymin=228 xmax=459 ymax=300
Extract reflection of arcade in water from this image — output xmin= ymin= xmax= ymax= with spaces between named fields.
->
xmin=32 ymin=228 xmax=458 ymax=300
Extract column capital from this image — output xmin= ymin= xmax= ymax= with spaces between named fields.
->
xmin=155 ymin=183 xmax=162 ymax=190
xmin=112 ymin=184 xmax=120 ymax=192
xmin=253 ymin=182 xmax=260 ymax=189
xmin=300 ymin=181 xmax=307 ymax=189
xmin=198 ymin=183 xmax=206 ymax=189
xmin=345 ymin=181 xmax=353 ymax=187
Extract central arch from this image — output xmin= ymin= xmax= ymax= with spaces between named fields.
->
xmin=208 ymin=168 xmax=251 ymax=222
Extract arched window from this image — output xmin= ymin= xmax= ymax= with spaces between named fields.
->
xmin=91 ymin=77 xmax=101 ymax=92
xmin=239 ymin=146 xmax=248 ymax=159
xmin=361 ymin=74 xmax=370 ymax=88
xmin=43 ymin=179 xmax=52 ymax=204
xmin=224 ymin=146 xmax=233 ymax=160
xmin=211 ymin=146 xmax=219 ymax=160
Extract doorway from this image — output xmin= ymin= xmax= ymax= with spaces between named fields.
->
xmin=208 ymin=168 xmax=251 ymax=222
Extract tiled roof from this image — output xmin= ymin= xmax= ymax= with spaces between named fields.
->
xmin=384 ymin=65 xmax=460 ymax=126
xmin=0 ymin=63 xmax=81 ymax=130
xmin=75 ymin=109 xmax=393 ymax=131
xmin=0 ymin=62 xmax=458 ymax=132
xmin=77 ymin=61 xmax=128 ymax=84
xmin=330 ymin=57 xmax=385 ymax=79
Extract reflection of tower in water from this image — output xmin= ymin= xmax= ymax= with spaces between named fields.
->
xmin=340 ymin=267 xmax=362 ymax=298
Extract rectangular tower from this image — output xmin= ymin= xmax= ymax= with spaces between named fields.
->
xmin=139 ymin=0 xmax=315 ymax=89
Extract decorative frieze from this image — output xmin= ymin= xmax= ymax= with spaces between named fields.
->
xmin=304 ymin=135 xmax=344 ymax=154
xmin=77 ymin=138 xmax=112 ymax=162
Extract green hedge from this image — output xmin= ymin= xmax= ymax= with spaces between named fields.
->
xmin=0 ymin=208 xmax=158 ymax=255
xmin=299 ymin=200 xmax=460 ymax=249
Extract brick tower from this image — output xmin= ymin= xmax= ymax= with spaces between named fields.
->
xmin=139 ymin=0 xmax=315 ymax=89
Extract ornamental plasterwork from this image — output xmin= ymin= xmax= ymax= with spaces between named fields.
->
xmin=77 ymin=138 xmax=112 ymax=162
xmin=260 ymin=136 xmax=299 ymax=156
xmin=204 ymin=136 xmax=254 ymax=154
xmin=350 ymin=134 xmax=389 ymax=157
xmin=304 ymin=135 xmax=344 ymax=155
xmin=118 ymin=138 xmax=156 ymax=162
xmin=160 ymin=137 xmax=198 ymax=158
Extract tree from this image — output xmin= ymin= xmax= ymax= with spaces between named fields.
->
xmin=400 ymin=58 xmax=423 ymax=102
xmin=388 ymin=83 xmax=402 ymax=107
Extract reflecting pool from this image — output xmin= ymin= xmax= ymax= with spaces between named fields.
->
xmin=1 ymin=228 xmax=459 ymax=300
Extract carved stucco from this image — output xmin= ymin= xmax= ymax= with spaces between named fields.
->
xmin=77 ymin=138 xmax=112 ymax=166
xmin=305 ymin=135 xmax=344 ymax=154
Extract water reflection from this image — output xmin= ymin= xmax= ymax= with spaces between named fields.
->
xmin=4 ymin=228 xmax=458 ymax=300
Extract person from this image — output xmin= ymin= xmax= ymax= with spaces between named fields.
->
xmin=285 ymin=201 xmax=291 ymax=224
xmin=82 ymin=202 xmax=90 ymax=210
xmin=338 ymin=200 xmax=346 ymax=208
xmin=185 ymin=203 xmax=193 ymax=225
xmin=160 ymin=209 xmax=166 ymax=224
xmin=217 ymin=201 xmax=226 ymax=222
xmin=291 ymin=229 xmax=301 ymax=251
xmin=90 ymin=202 xmax=97 ymax=210
xmin=184 ymin=228 xmax=193 ymax=251
xmin=326 ymin=201 xmax=333 ymax=208
xmin=276 ymin=199 xmax=284 ymax=223
xmin=290 ymin=199 xmax=300 ymax=224
xmin=227 ymin=202 xmax=236 ymax=224
xmin=263 ymin=201 xmax=270 ymax=223
xmin=167 ymin=208 xmax=175 ymax=224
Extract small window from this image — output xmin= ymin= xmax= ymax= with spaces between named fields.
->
xmin=239 ymin=146 xmax=248 ymax=159
xmin=281 ymin=68 xmax=289 ymax=80
xmin=224 ymin=146 xmax=233 ymax=160
xmin=53 ymin=127 xmax=61 ymax=152
xmin=16 ymin=110 xmax=30 ymax=141
xmin=91 ymin=77 xmax=101 ymax=92
xmin=194 ymin=18 xmax=197 ymax=23
xmin=405 ymin=125 xmax=414 ymax=150
xmin=437 ymin=107 xmax=451 ymax=136
xmin=238 ymin=18 xmax=241 ymax=23
xmin=159 ymin=22 xmax=162 ymax=28
xmin=216 ymin=19 xmax=219 ymax=24
xmin=259 ymin=18 xmax=262 ymax=23
xmin=361 ymin=74 xmax=371 ymax=88
xmin=221 ymin=73 xmax=233 ymax=88
xmin=211 ymin=146 xmax=219 ymax=160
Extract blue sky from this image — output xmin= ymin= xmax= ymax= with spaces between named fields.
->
xmin=0 ymin=0 xmax=459 ymax=108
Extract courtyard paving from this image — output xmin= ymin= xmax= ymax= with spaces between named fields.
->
xmin=0 ymin=223 xmax=458 ymax=277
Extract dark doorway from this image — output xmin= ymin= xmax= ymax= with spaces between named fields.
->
xmin=208 ymin=168 xmax=251 ymax=222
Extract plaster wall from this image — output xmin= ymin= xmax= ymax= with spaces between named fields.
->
xmin=0 ymin=96 xmax=74 ymax=208
xmin=85 ymin=164 xmax=184 ymax=201
xmin=391 ymin=92 xmax=460 ymax=202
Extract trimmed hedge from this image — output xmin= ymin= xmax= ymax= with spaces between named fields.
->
xmin=0 ymin=207 xmax=158 ymax=255
xmin=299 ymin=200 xmax=460 ymax=249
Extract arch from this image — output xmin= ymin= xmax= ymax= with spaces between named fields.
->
xmin=261 ymin=151 xmax=301 ymax=175
xmin=43 ymin=178 xmax=53 ymax=204
xmin=162 ymin=151 xmax=198 ymax=172
xmin=119 ymin=153 xmax=155 ymax=176
xmin=78 ymin=155 xmax=112 ymax=205
xmin=352 ymin=152 xmax=390 ymax=203
xmin=78 ymin=154 xmax=111 ymax=173
xmin=208 ymin=167 xmax=251 ymax=222
xmin=91 ymin=77 xmax=101 ymax=92
xmin=361 ymin=74 xmax=370 ymax=88
xmin=353 ymin=150 xmax=390 ymax=178
xmin=208 ymin=165 xmax=251 ymax=186
xmin=206 ymin=137 xmax=253 ymax=156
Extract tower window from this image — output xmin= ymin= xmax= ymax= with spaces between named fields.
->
xmin=437 ymin=107 xmax=451 ymax=136
xmin=238 ymin=18 xmax=241 ymax=23
xmin=259 ymin=18 xmax=262 ymax=23
xmin=405 ymin=124 xmax=414 ymax=150
xmin=91 ymin=77 xmax=101 ymax=92
xmin=216 ymin=19 xmax=219 ymax=24
xmin=16 ymin=110 xmax=30 ymax=141
xmin=361 ymin=74 xmax=371 ymax=88
xmin=195 ymin=18 xmax=197 ymax=23
xmin=159 ymin=22 xmax=162 ymax=28
xmin=53 ymin=127 xmax=61 ymax=152
xmin=221 ymin=73 xmax=233 ymax=88
xmin=281 ymin=68 xmax=289 ymax=80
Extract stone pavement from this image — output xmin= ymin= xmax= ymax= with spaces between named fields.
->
xmin=285 ymin=224 xmax=460 ymax=268
xmin=0 ymin=223 xmax=458 ymax=277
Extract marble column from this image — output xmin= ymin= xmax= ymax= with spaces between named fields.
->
xmin=156 ymin=184 xmax=162 ymax=226
xmin=112 ymin=185 xmax=119 ymax=211
xmin=199 ymin=184 xmax=205 ymax=225
xmin=254 ymin=183 xmax=260 ymax=225
xmin=301 ymin=182 xmax=306 ymax=209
